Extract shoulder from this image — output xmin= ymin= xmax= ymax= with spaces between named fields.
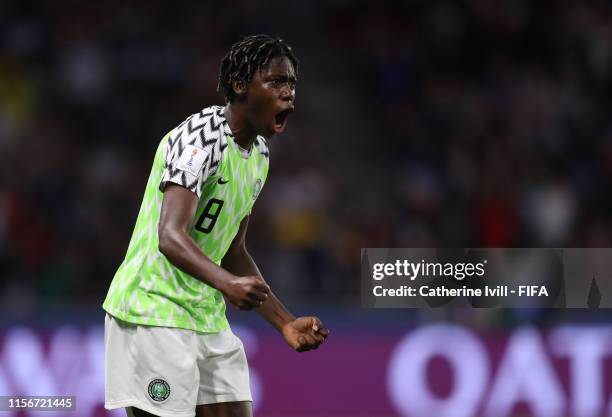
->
xmin=254 ymin=136 xmax=270 ymax=158
xmin=169 ymin=106 xmax=228 ymax=149
xmin=166 ymin=105 xmax=230 ymax=164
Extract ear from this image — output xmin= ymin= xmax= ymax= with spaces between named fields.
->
xmin=232 ymin=79 xmax=247 ymax=98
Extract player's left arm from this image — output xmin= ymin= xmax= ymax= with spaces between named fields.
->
xmin=222 ymin=215 xmax=330 ymax=352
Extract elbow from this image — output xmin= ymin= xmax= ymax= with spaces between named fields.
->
xmin=158 ymin=226 xmax=176 ymax=258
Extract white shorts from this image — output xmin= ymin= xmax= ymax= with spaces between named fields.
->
xmin=104 ymin=314 xmax=252 ymax=417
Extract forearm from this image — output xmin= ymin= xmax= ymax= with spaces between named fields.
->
xmin=257 ymin=290 xmax=296 ymax=333
xmin=223 ymin=247 xmax=295 ymax=332
xmin=222 ymin=245 xmax=261 ymax=277
xmin=159 ymin=228 xmax=234 ymax=292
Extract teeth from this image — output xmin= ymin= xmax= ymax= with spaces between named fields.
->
xmin=275 ymin=109 xmax=292 ymax=129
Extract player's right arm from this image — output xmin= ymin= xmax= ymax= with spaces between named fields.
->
xmin=158 ymin=184 xmax=270 ymax=310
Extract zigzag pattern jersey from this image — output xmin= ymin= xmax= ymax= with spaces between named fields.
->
xmin=103 ymin=106 xmax=269 ymax=332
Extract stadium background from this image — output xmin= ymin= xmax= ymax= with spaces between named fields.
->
xmin=1 ymin=1 xmax=611 ymax=416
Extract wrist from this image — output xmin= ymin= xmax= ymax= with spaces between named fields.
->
xmin=212 ymin=272 xmax=237 ymax=295
xmin=276 ymin=315 xmax=296 ymax=334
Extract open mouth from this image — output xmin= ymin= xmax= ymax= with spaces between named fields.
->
xmin=274 ymin=108 xmax=293 ymax=133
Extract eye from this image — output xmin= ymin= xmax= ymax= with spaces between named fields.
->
xmin=269 ymin=78 xmax=296 ymax=90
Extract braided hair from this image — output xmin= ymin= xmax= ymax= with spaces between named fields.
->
xmin=218 ymin=34 xmax=299 ymax=103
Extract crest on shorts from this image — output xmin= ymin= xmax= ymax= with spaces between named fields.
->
xmin=253 ymin=179 xmax=262 ymax=201
xmin=148 ymin=378 xmax=171 ymax=402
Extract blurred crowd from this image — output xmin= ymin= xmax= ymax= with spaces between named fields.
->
xmin=1 ymin=1 xmax=611 ymax=314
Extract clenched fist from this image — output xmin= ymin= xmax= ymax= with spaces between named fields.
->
xmin=282 ymin=316 xmax=330 ymax=352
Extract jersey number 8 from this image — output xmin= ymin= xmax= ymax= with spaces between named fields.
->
xmin=194 ymin=198 xmax=224 ymax=233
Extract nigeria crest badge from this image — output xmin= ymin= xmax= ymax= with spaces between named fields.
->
xmin=148 ymin=378 xmax=171 ymax=402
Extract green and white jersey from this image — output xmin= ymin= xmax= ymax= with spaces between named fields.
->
xmin=103 ymin=105 xmax=269 ymax=333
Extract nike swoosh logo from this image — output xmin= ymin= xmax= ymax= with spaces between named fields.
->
xmin=218 ymin=178 xmax=229 ymax=185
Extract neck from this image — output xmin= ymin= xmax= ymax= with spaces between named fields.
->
xmin=224 ymin=103 xmax=257 ymax=149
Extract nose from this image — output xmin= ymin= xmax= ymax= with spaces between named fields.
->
xmin=280 ymin=84 xmax=295 ymax=102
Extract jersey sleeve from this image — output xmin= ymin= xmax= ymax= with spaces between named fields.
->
xmin=159 ymin=108 xmax=225 ymax=198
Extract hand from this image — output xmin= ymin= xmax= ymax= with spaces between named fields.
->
xmin=221 ymin=276 xmax=270 ymax=310
xmin=281 ymin=317 xmax=330 ymax=352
